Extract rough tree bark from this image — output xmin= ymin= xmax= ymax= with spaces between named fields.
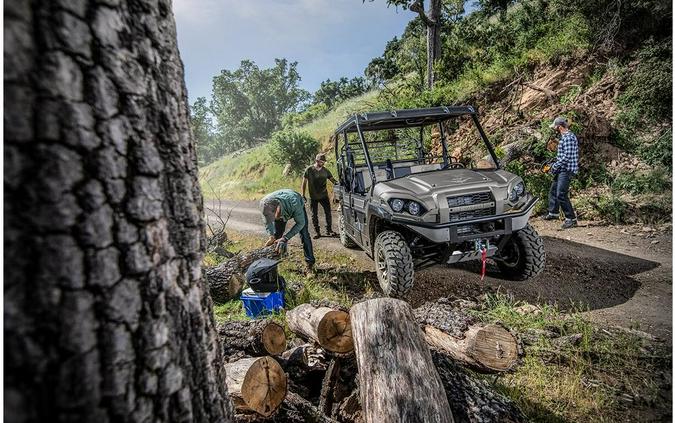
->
xmin=350 ymin=298 xmax=454 ymax=423
xmin=217 ymin=319 xmax=287 ymax=358
xmin=4 ymin=1 xmax=232 ymax=421
xmin=410 ymin=0 xmax=442 ymax=88
xmin=286 ymin=304 xmax=354 ymax=354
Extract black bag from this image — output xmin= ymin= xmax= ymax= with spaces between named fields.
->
xmin=245 ymin=258 xmax=285 ymax=292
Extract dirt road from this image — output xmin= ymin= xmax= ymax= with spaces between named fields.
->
xmin=206 ymin=199 xmax=672 ymax=340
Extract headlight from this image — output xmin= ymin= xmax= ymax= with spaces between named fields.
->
xmin=509 ymin=182 xmax=525 ymax=201
xmin=407 ymin=201 xmax=421 ymax=215
xmin=390 ymin=198 xmax=405 ymax=212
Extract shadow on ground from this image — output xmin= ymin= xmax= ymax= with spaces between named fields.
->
xmin=407 ymin=236 xmax=659 ymax=310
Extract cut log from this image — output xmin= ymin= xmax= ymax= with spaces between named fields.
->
xmin=350 ymin=298 xmax=454 ymax=423
xmin=286 ymin=304 xmax=353 ymax=353
xmin=205 ymin=246 xmax=279 ymax=303
xmin=415 ymin=300 xmax=521 ymax=373
xmin=224 ymin=356 xmax=288 ymax=417
xmin=218 ymin=319 xmax=288 ymax=358
xmin=277 ymin=344 xmax=328 ymax=402
xmin=431 ymin=351 xmax=526 ymax=423
xmin=319 ymin=357 xmax=360 ymax=421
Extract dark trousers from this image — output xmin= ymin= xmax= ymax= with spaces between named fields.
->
xmin=310 ymin=197 xmax=332 ymax=233
xmin=548 ymin=171 xmax=576 ymax=219
xmin=274 ymin=210 xmax=315 ymax=265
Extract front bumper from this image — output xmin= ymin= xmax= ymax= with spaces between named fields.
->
xmin=394 ymin=197 xmax=538 ymax=243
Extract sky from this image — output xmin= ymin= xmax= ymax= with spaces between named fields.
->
xmin=173 ymin=0 xmax=412 ymax=104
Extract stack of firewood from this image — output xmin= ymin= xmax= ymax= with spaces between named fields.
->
xmin=217 ymin=298 xmax=527 ymax=422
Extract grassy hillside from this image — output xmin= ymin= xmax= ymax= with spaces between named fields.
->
xmin=200 ymin=90 xmax=380 ymax=200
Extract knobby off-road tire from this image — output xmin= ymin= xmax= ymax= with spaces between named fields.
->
xmin=497 ymin=223 xmax=545 ymax=280
xmin=339 ymin=215 xmax=358 ymax=248
xmin=374 ymin=231 xmax=414 ymax=298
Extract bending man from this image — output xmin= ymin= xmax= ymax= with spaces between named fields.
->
xmin=259 ymin=189 xmax=315 ymax=272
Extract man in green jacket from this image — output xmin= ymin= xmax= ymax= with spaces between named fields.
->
xmin=259 ymin=189 xmax=315 ymax=271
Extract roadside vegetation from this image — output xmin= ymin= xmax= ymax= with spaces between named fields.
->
xmin=207 ymin=230 xmax=671 ymax=422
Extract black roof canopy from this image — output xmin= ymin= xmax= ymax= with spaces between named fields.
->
xmin=334 ymin=106 xmax=476 ymax=134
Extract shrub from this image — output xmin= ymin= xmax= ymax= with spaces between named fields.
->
xmin=269 ymin=130 xmax=320 ymax=175
xmin=611 ymin=168 xmax=671 ymax=195
xmin=595 ymin=194 xmax=628 ymax=224
xmin=618 ymin=38 xmax=672 ymax=123
xmin=638 ymin=128 xmax=672 ymax=171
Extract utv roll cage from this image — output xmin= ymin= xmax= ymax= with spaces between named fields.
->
xmin=333 ymin=106 xmax=501 ymax=193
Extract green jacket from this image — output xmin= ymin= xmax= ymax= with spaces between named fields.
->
xmin=261 ymin=189 xmax=306 ymax=240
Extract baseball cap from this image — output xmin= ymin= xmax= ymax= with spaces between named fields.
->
xmin=315 ymin=153 xmax=327 ymax=162
xmin=549 ymin=116 xmax=568 ymax=129
xmin=259 ymin=197 xmax=279 ymax=225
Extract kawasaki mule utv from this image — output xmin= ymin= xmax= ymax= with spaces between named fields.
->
xmin=333 ymin=106 xmax=545 ymax=298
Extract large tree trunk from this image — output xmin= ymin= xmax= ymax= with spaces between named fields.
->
xmin=350 ymin=298 xmax=454 ymax=423
xmin=4 ymin=1 xmax=232 ymax=421
xmin=426 ymin=0 xmax=442 ymax=89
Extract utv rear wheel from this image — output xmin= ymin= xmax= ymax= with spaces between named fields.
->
xmin=374 ymin=231 xmax=414 ymax=298
xmin=338 ymin=215 xmax=357 ymax=248
xmin=496 ymin=223 xmax=545 ymax=280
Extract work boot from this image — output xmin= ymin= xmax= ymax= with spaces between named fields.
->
xmin=561 ymin=219 xmax=577 ymax=229
xmin=312 ymin=232 xmax=321 ymax=239
xmin=305 ymin=262 xmax=315 ymax=276
xmin=543 ymin=213 xmax=559 ymax=221
xmin=325 ymin=228 xmax=337 ymax=237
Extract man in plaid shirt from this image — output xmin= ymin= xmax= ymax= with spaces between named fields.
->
xmin=544 ymin=116 xmax=578 ymax=229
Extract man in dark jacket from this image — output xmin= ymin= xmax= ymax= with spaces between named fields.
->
xmin=544 ymin=116 xmax=579 ymax=229
xmin=301 ymin=153 xmax=338 ymax=238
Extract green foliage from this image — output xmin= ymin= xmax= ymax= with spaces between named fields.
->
xmin=205 ymin=59 xmax=309 ymax=160
xmin=611 ymin=168 xmax=671 ymax=195
xmin=190 ymin=97 xmax=219 ymax=165
xmin=364 ymin=37 xmax=401 ymax=86
xmin=313 ymin=77 xmax=371 ymax=108
xmin=595 ymin=194 xmax=629 ymax=224
xmin=269 ymin=130 xmax=320 ymax=175
xmin=618 ymin=38 xmax=672 ymax=123
xmin=282 ymin=103 xmax=329 ymax=129
xmin=638 ymin=128 xmax=672 ymax=171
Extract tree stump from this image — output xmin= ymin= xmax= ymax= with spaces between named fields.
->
xmin=350 ymin=298 xmax=454 ymax=423
xmin=415 ymin=299 xmax=521 ymax=372
xmin=224 ymin=356 xmax=288 ymax=417
xmin=286 ymin=304 xmax=353 ymax=353
xmin=218 ymin=319 xmax=287 ymax=358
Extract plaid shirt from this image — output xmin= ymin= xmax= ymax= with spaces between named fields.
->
xmin=552 ymin=131 xmax=579 ymax=174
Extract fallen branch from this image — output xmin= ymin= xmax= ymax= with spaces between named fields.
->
xmin=225 ymin=356 xmax=287 ymax=417
xmin=218 ymin=319 xmax=287 ymax=358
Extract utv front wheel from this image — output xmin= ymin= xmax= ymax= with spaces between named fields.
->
xmin=338 ymin=215 xmax=357 ymax=248
xmin=496 ymin=223 xmax=545 ymax=280
xmin=374 ymin=231 xmax=414 ymax=298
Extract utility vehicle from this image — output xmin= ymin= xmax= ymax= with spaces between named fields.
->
xmin=333 ymin=106 xmax=545 ymax=297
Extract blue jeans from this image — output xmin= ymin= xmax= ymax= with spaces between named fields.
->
xmin=274 ymin=209 xmax=315 ymax=265
xmin=548 ymin=171 xmax=576 ymax=220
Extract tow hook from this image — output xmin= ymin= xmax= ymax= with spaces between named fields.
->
xmin=475 ymin=239 xmax=489 ymax=281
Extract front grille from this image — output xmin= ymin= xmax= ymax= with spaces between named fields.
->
xmin=448 ymin=191 xmax=496 ymax=223
xmin=447 ymin=192 xmax=493 ymax=207
xmin=449 ymin=207 xmax=495 ymax=222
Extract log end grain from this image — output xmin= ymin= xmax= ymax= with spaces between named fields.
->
xmin=241 ymin=357 xmax=288 ymax=417
xmin=262 ymin=322 xmax=288 ymax=355
xmin=317 ymin=310 xmax=353 ymax=354
xmin=471 ymin=324 xmax=519 ymax=372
